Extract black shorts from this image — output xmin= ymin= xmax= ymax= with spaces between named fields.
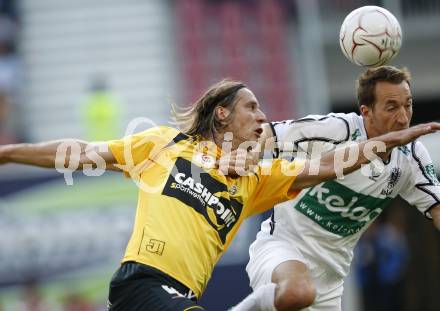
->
xmin=107 ymin=261 xmax=205 ymax=311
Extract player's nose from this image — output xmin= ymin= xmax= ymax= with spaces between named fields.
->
xmin=256 ymin=109 xmax=267 ymax=124
xmin=396 ymin=108 xmax=410 ymax=125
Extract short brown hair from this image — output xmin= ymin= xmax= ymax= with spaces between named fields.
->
xmin=171 ymin=79 xmax=246 ymax=137
xmin=356 ymin=66 xmax=411 ymax=108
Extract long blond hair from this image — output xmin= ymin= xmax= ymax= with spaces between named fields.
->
xmin=171 ymin=79 xmax=246 ymax=138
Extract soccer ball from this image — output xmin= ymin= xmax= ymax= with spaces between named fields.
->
xmin=339 ymin=6 xmax=402 ymax=67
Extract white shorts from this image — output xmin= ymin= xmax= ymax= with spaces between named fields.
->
xmin=246 ymin=231 xmax=344 ymax=311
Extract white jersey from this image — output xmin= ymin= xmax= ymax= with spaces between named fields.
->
xmin=261 ymin=112 xmax=440 ymax=277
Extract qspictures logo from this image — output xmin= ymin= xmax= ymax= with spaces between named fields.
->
xmin=51 ymin=116 xmax=424 ymax=186
xmin=162 ymin=157 xmax=243 ymax=244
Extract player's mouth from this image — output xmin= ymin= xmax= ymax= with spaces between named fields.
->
xmin=254 ymin=128 xmax=263 ymax=137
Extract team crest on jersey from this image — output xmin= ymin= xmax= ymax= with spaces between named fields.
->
xmin=381 ymin=167 xmax=402 ymax=196
xmin=193 ymin=153 xmax=216 ymax=169
xmin=229 ymin=185 xmax=237 ymax=196
xmin=162 ymin=157 xmax=243 ymax=243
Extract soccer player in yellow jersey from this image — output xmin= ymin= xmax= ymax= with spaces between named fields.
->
xmin=0 ymin=80 xmax=439 ymax=311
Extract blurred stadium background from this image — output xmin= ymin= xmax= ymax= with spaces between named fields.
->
xmin=0 ymin=0 xmax=439 ymax=310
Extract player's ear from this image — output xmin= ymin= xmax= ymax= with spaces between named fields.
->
xmin=360 ymin=104 xmax=370 ymax=118
xmin=216 ymin=106 xmax=231 ymax=122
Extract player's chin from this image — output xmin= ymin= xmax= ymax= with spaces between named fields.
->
xmin=253 ymin=129 xmax=264 ymax=140
xmin=242 ymin=131 xmax=258 ymax=141
xmin=242 ymin=135 xmax=259 ymax=145
xmin=251 ymin=132 xmax=261 ymax=142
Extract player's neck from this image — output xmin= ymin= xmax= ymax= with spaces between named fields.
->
xmin=213 ymin=131 xmax=242 ymax=153
xmin=204 ymin=132 xmax=226 ymax=152
xmin=363 ymin=118 xmax=377 ymax=139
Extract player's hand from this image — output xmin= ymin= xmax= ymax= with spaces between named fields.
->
xmin=218 ymin=148 xmax=260 ymax=177
xmin=385 ymin=122 xmax=440 ymax=147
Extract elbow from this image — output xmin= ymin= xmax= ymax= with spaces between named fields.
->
xmin=60 ymin=149 xmax=88 ymax=170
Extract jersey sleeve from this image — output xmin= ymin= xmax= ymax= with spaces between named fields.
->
xmin=107 ymin=126 xmax=177 ymax=177
xmin=270 ymin=114 xmax=350 ymax=160
xmin=399 ymin=141 xmax=440 ymax=218
xmin=246 ymin=158 xmax=306 ymax=216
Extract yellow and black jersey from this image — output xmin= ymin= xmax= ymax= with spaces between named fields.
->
xmin=108 ymin=126 xmax=304 ymax=298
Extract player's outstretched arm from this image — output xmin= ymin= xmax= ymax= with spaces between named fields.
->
xmin=291 ymin=122 xmax=440 ymax=190
xmin=0 ymin=140 xmax=119 ymax=170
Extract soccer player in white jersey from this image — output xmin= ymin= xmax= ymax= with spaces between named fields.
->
xmin=230 ymin=66 xmax=440 ymax=311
